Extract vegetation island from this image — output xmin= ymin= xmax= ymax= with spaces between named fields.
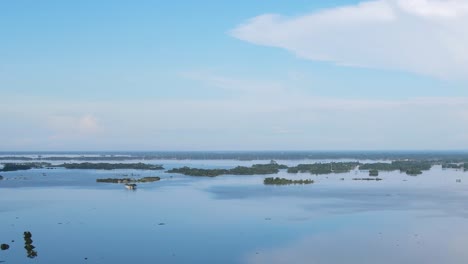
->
xmin=264 ymin=177 xmax=314 ymax=185
xmin=287 ymin=162 xmax=359 ymax=174
xmin=165 ymin=159 xmax=468 ymax=178
xmin=358 ymin=161 xmax=431 ymax=176
xmin=96 ymin=176 xmax=161 ymax=183
xmin=167 ymin=161 xmax=287 ymax=177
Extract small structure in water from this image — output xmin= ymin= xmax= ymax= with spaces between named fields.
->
xmin=125 ymin=183 xmax=137 ymax=190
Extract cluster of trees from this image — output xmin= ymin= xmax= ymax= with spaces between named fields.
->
xmin=405 ymin=168 xmax=423 ymax=175
xmin=287 ymin=162 xmax=359 ymax=174
xmin=264 ymin=177 xmax=314 ymax=185
xmin=359 ymin=161 xmax=431 ymax=175
xmin=229 ymin=162 xmax=288 ymax=175
xmin=58 ymin=163 xmax=164 ymax=170
xmin=96 ymin=176 xmax=160 ymax=183
xmin=442 ymin=163 xmax=468 ymax=170
xmin=167 ymin=161 xmax=288 ymax=177
xmin=369 ymin=169 xmax=379 ymax=176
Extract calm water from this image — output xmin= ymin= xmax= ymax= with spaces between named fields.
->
xmin=1 ymin=160 xmax=468 ymax=264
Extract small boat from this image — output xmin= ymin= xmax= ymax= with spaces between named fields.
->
xmin=125 ymin=183 xmax=137 ymax=190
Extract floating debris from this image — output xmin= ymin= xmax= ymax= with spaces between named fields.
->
xmin=125 ymin=183 xmax=137 ymax=190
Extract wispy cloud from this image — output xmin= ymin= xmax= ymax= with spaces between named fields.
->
xmin=231 ymin=0 xmax=468 ymax=79
xmin=181 ymin=71 xmax=286 ymax=94
xmin=2 ymin=79 xmax=468 ymax=150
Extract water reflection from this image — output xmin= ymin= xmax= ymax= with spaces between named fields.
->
xmin=24 ymin=231 xmax=37 ymax=258
xmin=207 ymin=185 xmax=468 ymax=218
xmin=246 ymin=219 xmax=468 ymax=264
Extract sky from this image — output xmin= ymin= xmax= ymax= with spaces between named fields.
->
xmin=1 ymin=0 xmax=468 ymax=151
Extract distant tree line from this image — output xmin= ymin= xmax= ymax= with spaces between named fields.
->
xmin=0 ymin=162 xmax=51 ymax=172
xmin=58 ymin=163 xmax=164 ymax=170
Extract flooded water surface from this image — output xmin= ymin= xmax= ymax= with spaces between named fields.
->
xmin=1 ymin=160 xmax=468 ymax=263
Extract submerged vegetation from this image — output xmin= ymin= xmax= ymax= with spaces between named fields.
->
xmin=24 ymin=231 xmax=37 ymax=259
xmin=264 ymin=177 xmax=314 ymax=185
xmin=353 ymin=178 xmax=383 ymax=181
xmin=58 ymin=163 xmax=164 ymax=170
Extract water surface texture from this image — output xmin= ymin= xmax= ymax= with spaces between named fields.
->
xmin=1 ymin=159 xmax=468 ymax=264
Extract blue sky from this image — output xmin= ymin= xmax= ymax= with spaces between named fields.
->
xmin=2 ymin=0 xmax=468 ymax=151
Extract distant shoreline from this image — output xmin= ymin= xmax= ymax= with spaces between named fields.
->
xmin=2 ymin=150 xmax=468 ymax=161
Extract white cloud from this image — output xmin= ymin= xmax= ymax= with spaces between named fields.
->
xmin=397 ymin=0 xmax=468 ymax=18
xmin=47 ymin=114 xmax=103 ymax=141
xmin=231 ymin=0 xmax=468 ymax=79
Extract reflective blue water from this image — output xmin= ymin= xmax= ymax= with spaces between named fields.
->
xmin=1 ymin=160 xmax=468 ymax=263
